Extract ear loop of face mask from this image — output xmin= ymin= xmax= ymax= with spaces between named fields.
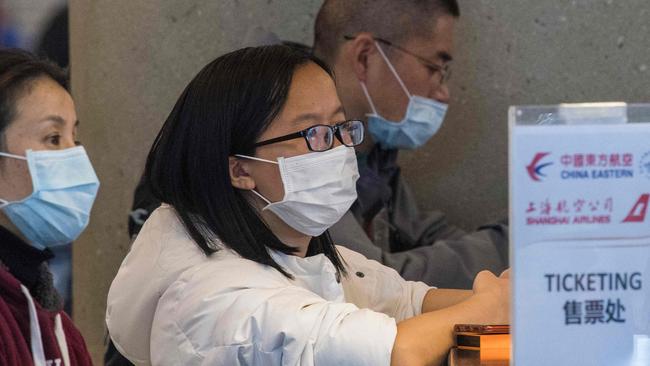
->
xmin=233 ymin=154 xmax=278 ymax=206
xmin=0 ymin=151 xmax=29 ymax=207
xmin=359 ymin=40 xmax=413 ymax=118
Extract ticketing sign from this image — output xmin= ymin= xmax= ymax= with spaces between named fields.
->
xmin=510 ymin=104 xmax=650 ymax=366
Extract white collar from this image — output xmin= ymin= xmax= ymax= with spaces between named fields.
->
xmin=269 ymin=250 xmax=344 ymax=302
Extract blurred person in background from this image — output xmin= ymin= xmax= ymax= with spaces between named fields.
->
xmin=36 ymin=5 xmax=68 ymax=68
xmin=0 ymin=0 xmax=20 ymax=48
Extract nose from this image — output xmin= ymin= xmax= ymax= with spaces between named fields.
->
xmin=431 ymin=82 xmax=450 ymax=104
xmin=332 ymin=127 xmax=345 ymax=149
xmin=62 ymin=134 xmax=78 ymax=149
xmin=332 ymin=137 xmax=343 ymax=148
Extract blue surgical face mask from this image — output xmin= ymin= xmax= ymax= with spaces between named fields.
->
xmin=0 ymin=146 xmax=100 ymax=249
xmin=360 ymin=41 xmax=449 ymax=150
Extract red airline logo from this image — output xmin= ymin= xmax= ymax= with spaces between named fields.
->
xmin=526 ymin=152 xmax=553 ymax=181
xmin=623 ymin=194 xmax=649 ymax=223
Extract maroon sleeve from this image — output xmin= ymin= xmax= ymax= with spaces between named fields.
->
xmin=0 ymin=268 xmax=93 ymax=365
xmin=0 ymin=295 xmax=34 ymax=365
xmin=60 ymin=312 xmax=94 ymax=366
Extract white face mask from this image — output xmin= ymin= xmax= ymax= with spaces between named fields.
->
xmin=235 ymin=145 xmax=359 ymax=236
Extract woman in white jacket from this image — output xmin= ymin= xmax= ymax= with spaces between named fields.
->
xmin=106 ymin=45 xmax=510 ymax=366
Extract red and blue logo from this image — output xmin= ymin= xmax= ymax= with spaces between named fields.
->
xmin=526 ymin=152 xmax=553 ymax=181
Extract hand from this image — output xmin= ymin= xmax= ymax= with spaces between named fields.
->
xmin=471 ymin=270 xmax=511 ymax=324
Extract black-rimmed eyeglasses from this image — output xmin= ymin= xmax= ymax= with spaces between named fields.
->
xmin=254 ymin=119 xmax=365 ymax=152
xmin=343 ymin=35 xmax=452 ymax=86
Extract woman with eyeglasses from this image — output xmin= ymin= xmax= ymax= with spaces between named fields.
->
xmin=106 ymin=45 xmax=509 ymax=366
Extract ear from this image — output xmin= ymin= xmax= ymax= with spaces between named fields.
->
xmin=229 ymin=156 xmax=256 ymax=190
xmin=348 ymin=32 xmax=376 ymax=83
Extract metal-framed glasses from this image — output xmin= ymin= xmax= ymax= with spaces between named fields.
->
xmin=254 ymin=119 xmax=365 ymax=152
xmin=343 ymin=35 xmax=452 ymax=86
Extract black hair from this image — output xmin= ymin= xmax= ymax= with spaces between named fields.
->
xmin=145 ymin=45 xmax=347 ymax=278
xmin=313 ymin=0 xmax=460 ymax=64
xmin=0 ymin=48 xmax=68 ymax=149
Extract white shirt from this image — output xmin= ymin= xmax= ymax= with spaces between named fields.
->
xmin=106 ymin=205 xmax=431 ymax=366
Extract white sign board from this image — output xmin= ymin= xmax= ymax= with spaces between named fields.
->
xmin=510 ymin=104 xmax=650 ymax=366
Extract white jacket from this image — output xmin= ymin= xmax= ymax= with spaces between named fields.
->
xmin=106 ymin=205 xmax=431 ymax=366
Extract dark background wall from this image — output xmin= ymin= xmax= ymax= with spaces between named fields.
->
xmin=69 ymin=0 xmax=650 ymax=362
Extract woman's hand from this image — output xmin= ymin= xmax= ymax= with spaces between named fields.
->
xmin=392 ymin=270 xmax=511 ymax=366
xmin=471 ymin=269 xmax=511 ymax=324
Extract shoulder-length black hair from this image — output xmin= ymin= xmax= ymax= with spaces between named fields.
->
xmin=145 ymin=45 xmax=347 ymax=278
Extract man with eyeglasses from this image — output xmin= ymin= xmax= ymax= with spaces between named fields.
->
xmin=314 ymin=0 xmax=509 ymax=289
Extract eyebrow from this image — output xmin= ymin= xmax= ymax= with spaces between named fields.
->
xmin=39 ymin=115 xmax=80 ymax=127
xmin=290 ymin=113 xmax=321 ymax=126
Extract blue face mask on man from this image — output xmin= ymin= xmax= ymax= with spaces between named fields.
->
xmin=0 ymin=146 xmax=99 ymax=249
xmin=360 ymin=41 xmax=449 ymax=150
